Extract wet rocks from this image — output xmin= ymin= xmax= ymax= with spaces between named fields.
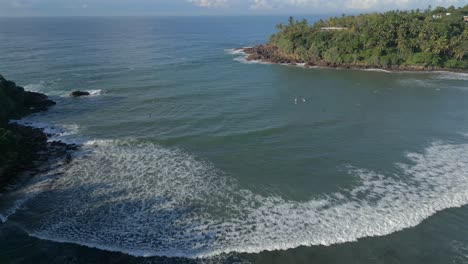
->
xmin=0 ymin=123 xmax=79 ymax=191
xmin=23 ymin=91 xmax=56 ymax=112
xmin=243 ymin=45 xmax=296 ymax=64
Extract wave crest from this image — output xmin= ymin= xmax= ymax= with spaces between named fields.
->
xmin=2 ymin=139 xmax=468 ymax=258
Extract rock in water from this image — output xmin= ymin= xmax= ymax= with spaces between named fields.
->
xmin=70 ymin=91 xmax=90 ymax=97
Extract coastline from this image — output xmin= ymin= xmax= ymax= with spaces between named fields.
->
xmin=0 ymin=75 xmax=78 ymax=193
xmin=239 ymin=45 xmax=468 ymax=74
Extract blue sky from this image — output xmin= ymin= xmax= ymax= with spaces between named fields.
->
xmin=0 ymin=0 xmax=465 ymax=16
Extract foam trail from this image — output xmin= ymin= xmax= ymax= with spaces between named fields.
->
xmin=2 ymin=140 xmax=468 ymax=258
xmin=233 ymin=57 xmax=271 ymax=65
xmin=87 ymin=89 xmax=103 ymax=96
xmin=224 ymin=48 xmax=247 ymax=56
xmin=433 ymin=71 xmax=468 ymax=81
xmin=227 ymin=47 xmax=280 ymax=66
xmin=363 ymin=68 xmax=392 ymax=73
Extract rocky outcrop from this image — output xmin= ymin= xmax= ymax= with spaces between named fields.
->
xmin=0 ymin=123 xmax=78 ymax=190
xmin=24 ymin=91 xmax=56 ymax=111
xmin=70 ymin=91 xmax=90 ymax=97
xmin=0 ymin=74 xmax=56 ymax=125
xmin=0 ymin=74 xmax=71 ymax=191
xmin=244 ymin=45 xmax=298 ymax=64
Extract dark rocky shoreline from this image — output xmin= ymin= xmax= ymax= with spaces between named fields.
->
xmin=1 ymin=124 xmax=79 ymax=192
xmin=0 ymin=74 xmax=78 ymax=191
xmin=241 ymin=45 xmax=468 ymax=73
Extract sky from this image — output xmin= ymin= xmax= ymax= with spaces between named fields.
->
xmin=0 ymin=0 xmax=466 ymax=16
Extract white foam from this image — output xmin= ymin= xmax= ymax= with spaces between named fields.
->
xmin=227 ymin=47 xmax=273 ymax=65
xmin=233 ymin=56 xmax=271 ymax=65
xmin=24 ymin=83 xmax=45 ymax=93
xmin=224 ymin=48 xmax=247 ymax=56
xmin=433 ymin=71 xmax=468 ymax=81
xmin=363 ymin=68 xmax=392 ymax=73
xmin=87 ymin=89 xmax=103 ymax=96
xmin=1 ymin=138 xmax=467 ymax=258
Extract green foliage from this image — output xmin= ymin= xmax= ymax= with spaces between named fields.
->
xmin=268 ymin=5 xmax=468 ymax=69
xmin=407 ymin=52 xmax=441 ymax=66
xmin=324 ymin=47 xmax=343 ymax=64
xmin=277 ymin=38 xmax=295 ymax=54
xmin=444 ymin=59 xmax=468 ymax=68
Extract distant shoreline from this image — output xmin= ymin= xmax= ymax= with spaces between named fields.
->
xmin=239 ymin=45 xmax=468 ymax=74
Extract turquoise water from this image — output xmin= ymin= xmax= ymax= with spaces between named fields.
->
xmin=1 ymin=17 xmax=468 ymax=263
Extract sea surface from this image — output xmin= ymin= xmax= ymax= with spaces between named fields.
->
xmin=1 ymin=16 xmax=468 ymax=264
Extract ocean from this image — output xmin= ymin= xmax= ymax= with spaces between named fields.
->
xmin=0 ymin=16 xmax=468 ymax=263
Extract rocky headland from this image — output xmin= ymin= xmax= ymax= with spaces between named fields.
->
xmin=242 ymin=5 xmax=468 ymax=73
xmin=0 ymin=74 xmax=77 ymax=190
xmin=241 ymin=45 xmax=468 ymax=73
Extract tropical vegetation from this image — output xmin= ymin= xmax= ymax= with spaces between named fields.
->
xmin=268 ymin=5 xmax=468 ymax=69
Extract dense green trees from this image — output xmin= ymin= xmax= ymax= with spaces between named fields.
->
xmin=269 ymin=5 xmax=468 ymax=69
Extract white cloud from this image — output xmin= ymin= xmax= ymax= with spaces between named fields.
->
xmin=189 ymin=0 xmax=228 ymax=8
xmin=250 ymin=0 xmax=272 ymax=9
xmin=345 ymin=0 xmax=412 ymax=10
xmin=249 ymin=0 xmax=340 ymax=10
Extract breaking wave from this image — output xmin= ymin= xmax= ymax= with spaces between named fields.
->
xmin=87 ymin=89 xmax=103 ymax=96
xmin=226 ymin=48 xmax=270 ymax=65
xmin=24 ymin=83 xmax=46 ymax=93
xmin=2 ymin=138 xmax=468 ymax=258
xmin=224 ymin=48 xmax=248 ymax=56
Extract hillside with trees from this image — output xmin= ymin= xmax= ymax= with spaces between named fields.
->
xmin=246 ymin=5 xmax=468 ymax=70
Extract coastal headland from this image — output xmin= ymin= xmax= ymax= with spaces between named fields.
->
xmin=241 ymin=5 xmax=468 ymax=72
xmin=0 ymin=74 xmax=76 ymax=191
